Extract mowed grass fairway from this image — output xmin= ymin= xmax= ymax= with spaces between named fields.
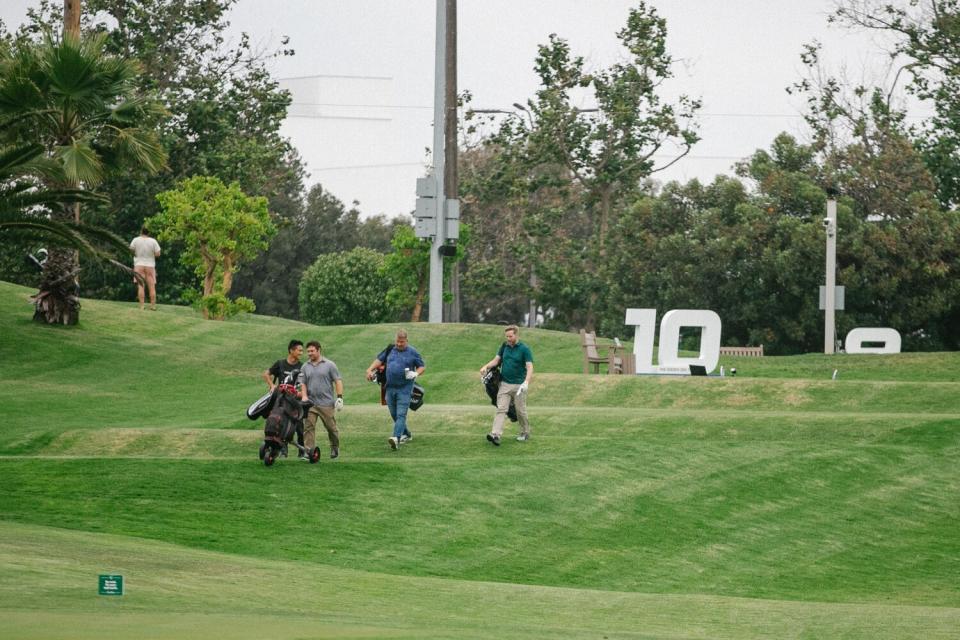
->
xmin=1 ymin=280 xmax=959 ymax=639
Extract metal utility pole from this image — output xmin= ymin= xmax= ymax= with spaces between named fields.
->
xmin=64 ymin=0 xmax=81 ymax=38
xmin=824 ymin=198 xmax=837 ymax=354
xmin=444 ymin=0 xmax=457 ymax=206
xmin=442 ymin=0 xmax=460 ymax=323
xmin=426 ymin=0 xmax=458 ymax=323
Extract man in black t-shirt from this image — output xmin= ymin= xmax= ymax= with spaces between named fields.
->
xmin=262 ymin=339 xmax=306 ymax=457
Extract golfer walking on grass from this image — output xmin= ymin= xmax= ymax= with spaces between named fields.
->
xmin=480 ymin=325 xmax=534 ymax=446
xmin=365 ymin=329 xmax=424 ymax=450
xmin=300 ymin=341 xmax=344 ymax=460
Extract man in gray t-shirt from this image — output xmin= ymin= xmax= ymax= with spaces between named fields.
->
xmin=300 ymin=341 xmax=344 ymax=459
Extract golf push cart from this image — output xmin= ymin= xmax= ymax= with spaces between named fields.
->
xmin=246 ymin=372 xmax=320 ymax=467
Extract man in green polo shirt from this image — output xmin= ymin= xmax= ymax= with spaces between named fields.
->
xmin=479 ymin=324 xmax=534 ymax=446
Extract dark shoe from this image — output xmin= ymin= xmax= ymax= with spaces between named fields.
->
xmin=330 ymin=446 xmax=339 ymax=459
xmin=486 ymin=433 xmax=501 ymax=446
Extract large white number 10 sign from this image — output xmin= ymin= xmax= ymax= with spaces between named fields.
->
xmin=625 ymin=308 xmax=722 ymax=375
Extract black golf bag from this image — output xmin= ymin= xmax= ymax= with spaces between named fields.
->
xmin=482 ymin=368 xmax=518 ymax=422
xmin=264 ymin=385 xmax=305 ymax=441
xmin=248 ymin=371 xmax=319 ymax=466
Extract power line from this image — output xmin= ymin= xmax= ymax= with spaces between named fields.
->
xmin=309 ymin=155 xmax=745 ymax=172
xmin=287 ymin=114 xmax=392 ymax=122
xmin=290 ymin=101 xmax=433 ymax=110
xmin=278 ymin=73 xmax=392 ymax=81
xmin=312 ymin=162 xmax=426 ymax=171
xmin=700 ymin=112 xmax=801 ymax=119
xmin=285 ymin=100 xmax=936 ymax=121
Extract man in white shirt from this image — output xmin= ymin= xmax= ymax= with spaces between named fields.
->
xmin=130 ymin=226 xmax=161 ymax=310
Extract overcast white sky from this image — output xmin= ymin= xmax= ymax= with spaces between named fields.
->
xmin=2 ymin=1 xmax=911 ymax=218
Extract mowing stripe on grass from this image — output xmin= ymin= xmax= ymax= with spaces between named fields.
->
xmin=2 ymin=521 xmax=959 ymax=640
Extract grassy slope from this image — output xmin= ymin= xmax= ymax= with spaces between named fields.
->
xmin=1 ymin=280 xmax=959 ymax=638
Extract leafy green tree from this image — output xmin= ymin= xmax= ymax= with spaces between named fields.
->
xmin=0 ymin=31 xmax=166 ymax=324
xmin=458 ymin=144 xmax=535 ymax=323
xmin=603 ymin=135 xmax=960 ymax=353
xmin=299 ymin=247 xmax=395 ymax=326
xmin=527 ymin=4 xmax=700 ymax=246
xmin=789 ymin=43 xmax=937 ymax=221
xmin=458 ymin=141 xmax=582 ymax=325
xmin=379 ymin=222 xmax=470 ymax=323
xmin=831 ymin=0 xmax=960 ymax=208
xmin=382 ymin=225 xmax=431 ymax=322
xmin=472 ymin=2 xmax=700 ymax=330
xmin=150 ymin=176 xmax=274 ymax=319
xmin=3 ymin=0 xmax=304 ymax=307
xmin=231 ymin=184 xmax=408 ymax=318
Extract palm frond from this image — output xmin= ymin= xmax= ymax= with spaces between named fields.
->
xmin=0 ymin=73 xmax=45 ymax=115
xmin=1 ymin=33 xmax=166 ymax=187
xmin=0 ymin=143 xmax=43 ymax=174
xmin=1 ymin=213 xmax=101 ymax=254
xmin=0 ymin=187 xmax=105 ymax=210
xmin=109 ymin=97 xmax=168 ymax=125
xmin=110 ymin=127 xmax=167 ymax=173
xmin=0 ymin=212 xmax=132 ymax=270
xmin=58 ymin=139 xmax=104 ymax=186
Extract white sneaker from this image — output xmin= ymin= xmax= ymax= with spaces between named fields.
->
xmin=399 ymin=434 xmax=412 ymax=444
xmin=388 ymin=436 xmax=398 ymax=450
xmin=516 ymin=433 xmax=530 ymax=442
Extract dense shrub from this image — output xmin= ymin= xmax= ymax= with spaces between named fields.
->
xmin=298 ymin=248 xmax=396 ymax=325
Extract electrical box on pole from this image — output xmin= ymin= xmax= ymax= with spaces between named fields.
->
xmin=414 ymin=176 xmax=438 ymax=239
xmin=444 ymin=198 xmax=460 ymax=241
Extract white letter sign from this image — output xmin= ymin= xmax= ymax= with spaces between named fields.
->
xmin=625 ymin=308 xmax=657 ymax=374
xmin=845 ymin=327 xmax=901 ymax=354
xmin=625 ymin=308 xmax=723 ymax=375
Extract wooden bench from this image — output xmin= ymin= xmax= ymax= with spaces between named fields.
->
xmin=607 ymin=337 xmax=635 ymax=374
xmin=580 ymin=329 xmax=610 ymax=373
xmin=719 ymin=345 xmax=764 ymax=357
xmin=581 ymin=330 xmax=635 ymax=374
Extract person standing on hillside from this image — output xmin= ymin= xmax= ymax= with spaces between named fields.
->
xmin=263 ymin=339 xmax=306 ymax=458
xmin=479 ymin=324 xmax=534 ymax=446
xmin=365 ymin=329 xmax=424 ymax=450
xmin=300 ymin=341 xmax=344 ymax=460
xmin=129 ymin=226 xmax=161 ymax=310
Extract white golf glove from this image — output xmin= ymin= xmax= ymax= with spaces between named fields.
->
xmin=405 ymin=369 xmax=419 ymax=381
xmin=335 ymin=397 xmax=344 ymax=412
xmin=518 ymin=381 xmax=529 ymax=395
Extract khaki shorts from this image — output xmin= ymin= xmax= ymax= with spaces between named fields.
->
xmin=134 ymin=265 xmax=157 ymax=286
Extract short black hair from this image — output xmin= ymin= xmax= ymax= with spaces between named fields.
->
xmin=287 ymin=339 xmax=304 ymax=352
xmin=306 ymin=340 xmax=321 ymax=351
xmin=140 ymin=225 xmax=149 ymax=235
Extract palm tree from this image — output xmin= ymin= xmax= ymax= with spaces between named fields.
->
xmin=0 ymin=32 xmax=166 ymax=324
xmin=0 ymin=142 xmax=137 ymax=308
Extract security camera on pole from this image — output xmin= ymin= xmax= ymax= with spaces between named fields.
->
xmin=414 ymin=0 xmax=460 ymax=323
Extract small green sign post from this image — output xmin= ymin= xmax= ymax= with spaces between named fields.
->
xmin=98 ymin=575 xmax=124 ymax=596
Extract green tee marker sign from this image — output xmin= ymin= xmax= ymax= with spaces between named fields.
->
xmin=98 ymin=575 xmax=124 ymax=596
